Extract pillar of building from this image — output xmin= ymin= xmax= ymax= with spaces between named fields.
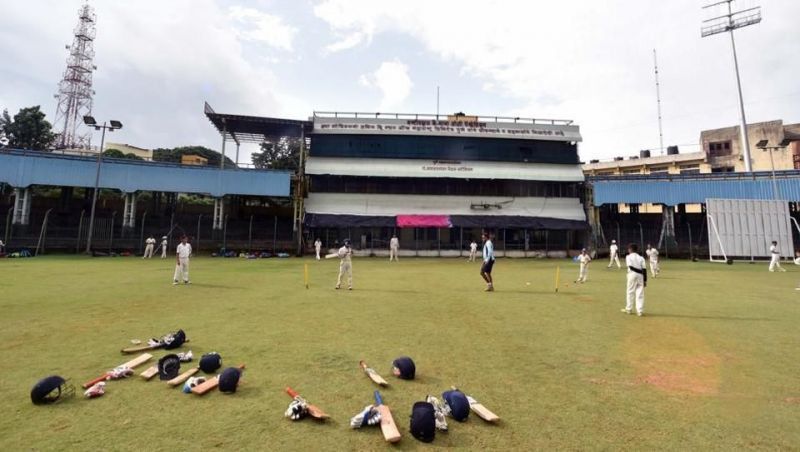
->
xmin=122 ymin=192 xmax=137 ymax=229
xmin=213 ymin=197 xmax=225 ymax=230
xmin=12 ymin=187 xmax=31 ymax=225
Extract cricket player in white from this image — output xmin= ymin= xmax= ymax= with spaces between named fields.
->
xmin=769 ymin=241 xmax=786 ymax=272
xmin=336 ymin=239 xmax=353 ymax=290
xmin=608 ymin=240 xmax=621 ymax=268
xmin=314 ymin=238 xmax=322 ymax=260
xmin=389 ymin=234 xmax=400 ymax=262
xmin=469 ymin=240 xmax=478 ymax=262
xmin=160 ymin=236 xmax=168 ymax=258
xmin=576 ymin=248 xmax=591 ymax=283
xmin=173 ymin=236 xmax=192 ymax=285
xmin=645 ymin=244 xmax=660 ymax=277
xmin=622 ymin=243 xmax=647 ymax=316
xmin=143 ymin=236 xmax=156 ymax=259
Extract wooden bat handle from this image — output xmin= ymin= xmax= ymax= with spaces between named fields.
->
xmin=359 ymin=361 xmax=368 ymax=370
xmin=82 ymin=374 xmax=108 ymax=389
xmin=286 ymin=387 xmax=299 ymax=398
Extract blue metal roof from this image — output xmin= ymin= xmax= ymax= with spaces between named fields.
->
xmin=0 ymin=149 xmax=290 ymax=197
xmin=592 ymin=173 xmax=800 ymax=205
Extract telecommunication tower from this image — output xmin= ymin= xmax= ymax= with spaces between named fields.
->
xmin=54 ymin=2 xmax=97 ymax=149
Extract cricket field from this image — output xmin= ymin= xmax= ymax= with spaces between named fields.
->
xmin=1 ymin=256 xmax=798 ymax=451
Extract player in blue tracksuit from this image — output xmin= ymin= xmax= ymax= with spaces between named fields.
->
xmin=480 ymin=232 xmax=496 ymax=292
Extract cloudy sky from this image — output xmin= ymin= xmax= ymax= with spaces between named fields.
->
xmin=1 ymin=0 xmax=798 ymax=164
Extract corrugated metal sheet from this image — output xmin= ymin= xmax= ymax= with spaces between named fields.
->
xmin=593 ymin=178 xmax=800 ymax=205
xmin=0 ymin=150 xmax=290 ymax=197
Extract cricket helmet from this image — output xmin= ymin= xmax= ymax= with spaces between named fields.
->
xmin=392 ymin=356 xmax=416 ymax=380
xmin=409 ymin=401 xmax=436 ymax=443
xmin=158 ymin=354 xmax=182 ymax=380
xmin=162 ymin=329 xmax=186 ymax=350
xmin=162 ymin=236 xmax=167 ymax=240
xmin=30 ymin=375 xmax=75 ymax=405
xmin=199 ymin=352 xmax=222 ymax=373
xmin=343 ymin=238 xmax=352 ymax=247
xmin=442 ymin=390 xmax=470 ymax=422
xmin=218 ymin=367 xmax=241 ymax=393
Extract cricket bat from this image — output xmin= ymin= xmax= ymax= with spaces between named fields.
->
xmin=140 ymin=365 xmax=159 ymax=380
xmin=83 ymin=353 xmax=153 ymax=388
xmin=359 ymin=360 xmax=388 ymax=386
xmin=191 ymin=364 xmax=245 ymax=395
xmin=121 ymin=339 xmax=190 ymax=354
xmin=285 ymin=387 xmax=329 ymax=419
xmin=451 ymin=386 xmax=500 ymax=422
xmin=167 ymin=367 xmax=200 ymax=386
xmin=374 ymin=391 xmax=401 ymax=443
xmin=325 ymin=253 xmax=338 ymax=259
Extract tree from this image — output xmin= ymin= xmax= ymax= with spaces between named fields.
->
xmin=0 ymin=109 xmax=11 ymax=147
xmin=152 ymin=145 xmax=234 ymax=167
xmin=252 ymin=136 xmax=300 ymax=170
xmin=4 ymin=106 xmax=56 ymax=150
xmin=102 ymin=148 xmax=144 ymax=160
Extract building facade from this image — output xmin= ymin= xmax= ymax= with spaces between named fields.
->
xmin=303 ymin=112 xmax=589 ymax=256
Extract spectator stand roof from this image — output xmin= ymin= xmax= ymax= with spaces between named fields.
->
xmin=204 ymin=102 xmax=312 ymax=144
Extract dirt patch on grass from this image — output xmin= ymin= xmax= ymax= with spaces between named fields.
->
xmin=623 ymin=321 xmax=721 ymax=396
xmin=784 ymin=397 xmax=800 ymax=404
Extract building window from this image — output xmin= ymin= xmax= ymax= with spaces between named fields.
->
xmin=679 ymin=164 xmax=701 ymax=175
xmin=708 ymin=141 xmax=732 ymax=157
xmin=649 ymin=166 xmax=669 ymax=175
xmin=622 ymin=169 xmax=641 ymax=175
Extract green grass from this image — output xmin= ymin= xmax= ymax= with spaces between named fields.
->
xmin=1 ymin=256 xmax=798 ymax=451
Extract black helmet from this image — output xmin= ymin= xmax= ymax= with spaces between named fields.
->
xmin=199 ymin=353 xmax=222 ymax=373
xmin=158 ymin=354 xmax=182 ymax=380
xmin=442 ymin=389 xmax=470 ymax=421
xmin=392 ymin=356 xmax=416 ymax=380
xmin=163 ymin=329 xmax=186 ymax=350
xmin=410 ymin=401 xmax=436 ymax=442
xmin=218 ymin=367 xmax=241 ymax=393
xmin=30 ymin=376 xmax=75 ymax=405
xmin=343 ymin=238 xmax=352 ymax=247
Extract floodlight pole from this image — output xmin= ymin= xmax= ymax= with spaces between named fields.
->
xmin=701 ymin=0 xmax=761 ymax=173
xmin=85 ymin=123 xmax=107 ymax=254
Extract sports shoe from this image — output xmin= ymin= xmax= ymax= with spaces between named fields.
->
xmin=348 ymin=287 xmax=352 ymax=290
xmin=184 ymin=280 xmax=191 ymax=285
xmin=620 ymin=308 xmax=632 ymax=314
xmin=173 ymin=280 xmax=179 ymax=285
xmin=335 ymin=285 xmax=340 ymax=290
xmin=637 ymin=312 xmax=644 ymax=317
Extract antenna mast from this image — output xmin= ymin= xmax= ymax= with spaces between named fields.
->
xmin=653 ymin=49 xmax=664 ymax=155
xmin=54 ymin=2 xmax=97 ymax=149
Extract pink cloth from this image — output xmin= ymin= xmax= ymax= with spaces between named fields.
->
xmin=396 ymin=215 xmax=451 ymax=228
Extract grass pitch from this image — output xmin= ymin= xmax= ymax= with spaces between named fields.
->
xmin=1 ymin=256 xmax=799 ymax=450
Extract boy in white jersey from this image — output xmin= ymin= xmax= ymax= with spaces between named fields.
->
xmin=160 ymin=236 xmax=168 ymax=258
xmin=608 ymin=240 xmax=621 ymax=269
xmin=336 ymin=239 xmax=353 ymax=290
xmin=389 ymin=234 xmax=400 ymax=262
xmin=469 ymin=240 xmax=478 ymax=262
xmin=143 ymin=236 xmax=156 ymax=259
xmin=769 ymin=241 xmax=786 ymax=272
xmin=575 ymin=248 xmax=591 ymax=283
xmin=621 ymin=243 xmax=647 ymax=317
xmin=173 ymin=236 xmax=192 ymax=285
xmin=480 ymin=232 xmax=496 ymax=292
xmin=645 ymin=244 xmax=660 ymax=277
xmin=314 ymin=238 xmax=322 ymax=260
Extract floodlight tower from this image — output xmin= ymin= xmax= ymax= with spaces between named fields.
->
xmin=701 ymin=0 xmax=761 ymax=173
xmin=54 ymin=2 xmax=97 ymax=149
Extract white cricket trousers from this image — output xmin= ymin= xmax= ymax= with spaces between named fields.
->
xmin=143 ymin=244 xmax=154 ymax=258
xmin=174 ymin=258 xmax=190 ymax=282
xmin=577 ymin=263 xmax=588 ymax=282
xmin=337 ymin=261 xmax=352 ymax=288
xmin=625 ymin=272 xmax=645 ymax=314
xmin=609 ymin=253 xmax=620 ymax=268
xmin=769 ymin=255 xmax=785 ymax=272
xmin=389 ymin=246 xmax=399 ymax=261
xmin=469 ymin=250 xmax=476 ymax=262
xmin=315 ymin=247 xmax=321 ymax=260
xmin=649 ymin=259 xmax=659 ymax=276
xmin=161 ymin=247 xmax=167 ymax=258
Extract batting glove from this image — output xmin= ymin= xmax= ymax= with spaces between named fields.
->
xmin=177 ymin=350 xmax=193 ymax=362
xmin=108 ymin=366 xmax=134 ymax=380
xmin=349 ymin=405 xmax=381 ymax=428
xmin=427 ymin=395 xmax=449 ymax=431
xmin=84 ymin=382 xmax=106 ymax=398
xmin=285 ymin=399 xmax=308 ymax=421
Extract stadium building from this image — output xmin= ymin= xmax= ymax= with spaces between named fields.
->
xmin=302 ymin=112 xmax=588 ymax=256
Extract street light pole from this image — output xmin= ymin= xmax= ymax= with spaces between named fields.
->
xmin=82 ymin=116 xmax=123 ymax=254
xmin=756 ymin=139 xmax=792 ymax=201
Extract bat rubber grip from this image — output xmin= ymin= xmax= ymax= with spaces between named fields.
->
xmin=286 ymin=387 xmax=299 ymax=398
xmin=374 ymin=390 xmax=383 ymax=405
xmin=83 ymin=374 xmax=108 ymax=389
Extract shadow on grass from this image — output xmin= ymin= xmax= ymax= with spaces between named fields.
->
xmin=649 ymin=313 xmax=776 ymax=322
xmin=182 ymin=283 xmax=240 ymax=290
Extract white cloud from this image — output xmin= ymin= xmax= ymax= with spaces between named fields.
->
xmin=228 ymin=6 xmax=297 ymax=51
xmin=359 ymin=59 xmax=413 ymax=111
xmin=314 ymin=0 xmax=800 ymax=159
